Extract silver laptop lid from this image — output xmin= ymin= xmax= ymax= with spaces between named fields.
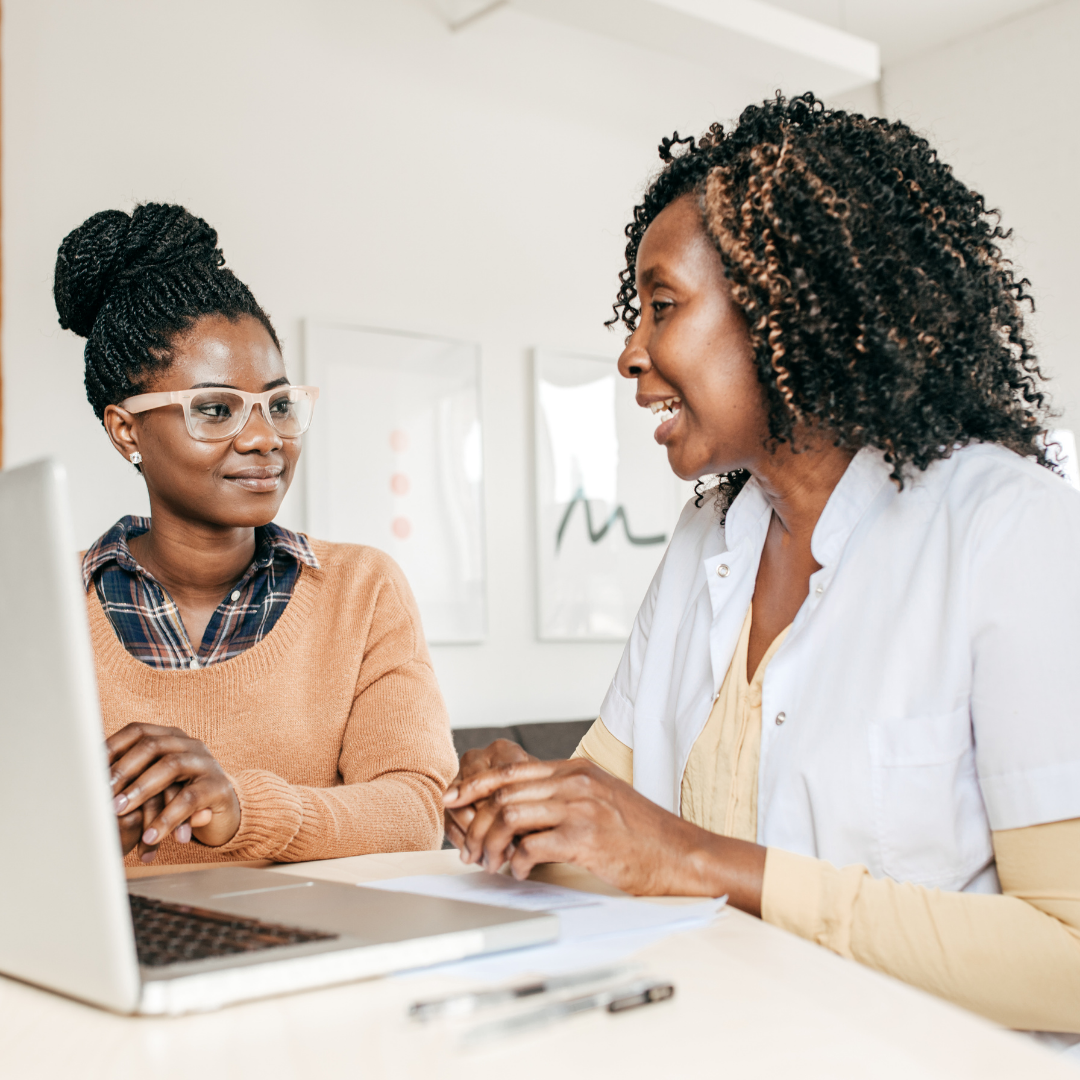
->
xmin=0 ymin=459 xmax=141 ymax=1011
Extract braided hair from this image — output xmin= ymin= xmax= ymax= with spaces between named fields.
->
xmin=610 ymin=92 xmax=1051 ymax=506
xmin=54 ymin=203 xmax=280 ymax=421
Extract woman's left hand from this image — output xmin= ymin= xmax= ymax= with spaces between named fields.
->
xmin=443 ymin=738 xmax=536 ymax=851
xmin=442 ymin=756 xmax=766 ymax=912
xmin=107 ymin=723 xmax=241 ymax=863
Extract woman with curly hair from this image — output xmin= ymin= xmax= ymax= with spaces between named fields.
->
xmin=445 ymin=94 xmax=1080 ymax=1043
xmin=56 ymin=202 xmax=457 ymax=869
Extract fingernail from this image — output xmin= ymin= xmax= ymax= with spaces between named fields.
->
xmin=443 ymin=788 xmax=458 ymax=803
xmin=142 ymin=828 xmax=158 ymax=844
xmin=113 ymin=794 xmax=129 ymax=813
xmin=176 ymin=823 xmax=192 ymax=843
xmin=141 ymin=851 xmax=157 ymax=864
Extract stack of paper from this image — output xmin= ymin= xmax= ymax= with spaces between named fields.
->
xmin=364 ymin=873 xmax=727 ymax=981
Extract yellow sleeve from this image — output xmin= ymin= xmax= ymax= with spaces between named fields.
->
xmin=571 ymin=717 xmax=633 ymax=784
xmin=761 ymin=818 xmax=1080 ymax=1032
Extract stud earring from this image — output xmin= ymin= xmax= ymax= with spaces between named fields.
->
xmin=129 ymin=451 xmax=142 ymax=467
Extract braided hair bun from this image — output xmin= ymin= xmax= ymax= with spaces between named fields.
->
xmin=54 ymin=203 xmax=279 ymax=420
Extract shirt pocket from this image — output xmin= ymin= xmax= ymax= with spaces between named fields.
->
xmin=868 ymin=706 xmax=993 ymax=890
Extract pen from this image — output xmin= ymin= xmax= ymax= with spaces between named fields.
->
xmin=461 ymin=978 xmax=675 ymax=1043
xmin=408 ymin=965 xmax=627 ymax=1021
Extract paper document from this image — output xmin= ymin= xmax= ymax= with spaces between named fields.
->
xmin=363 ymin=873 xmax=726 ymax=981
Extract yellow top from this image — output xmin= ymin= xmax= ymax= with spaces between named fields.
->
xmin=576 ymin=606 xmax=786 ymax=841
xmin=574 ymin=606 xmax=1080 ymax=1034
xmin=680 ymin=607 xmax=787 ymax=841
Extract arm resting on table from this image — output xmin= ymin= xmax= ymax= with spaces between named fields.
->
xmin=214 ymin=574 xmax=458 ymax=862
xmin=762 ymin=818 xmax=1080 ymax=1033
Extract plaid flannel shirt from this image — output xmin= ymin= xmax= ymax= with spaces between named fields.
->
xmin=82 ymin=516 xmax=319 ymax=670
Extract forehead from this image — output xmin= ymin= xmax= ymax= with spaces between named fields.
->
xmin=154 ymin=314 xmax=285 ymax=392
xmin=636 ymin=194 xmax=713 ymax=283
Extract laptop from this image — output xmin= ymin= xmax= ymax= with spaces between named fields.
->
xmin=0 ymin=459 xmax=557 ymax=1015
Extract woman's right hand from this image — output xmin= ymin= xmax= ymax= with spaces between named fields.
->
xmin=443 ymin=739 xmax=536 ymax=856
xmin=116 ymin=784 xmax=188 ymax=860
xmin=107 ymin=722 xmax=241 ymax=863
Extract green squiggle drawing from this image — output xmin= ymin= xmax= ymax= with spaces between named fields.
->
xmin=555 ymin=486 xmax=667 ymax=552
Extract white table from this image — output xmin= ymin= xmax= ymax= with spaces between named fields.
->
xmin=2 ymin=850 xmax=1075 ymax=1079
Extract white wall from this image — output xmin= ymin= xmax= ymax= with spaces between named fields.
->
xmin=9 ymin=0 xmax=1059 ymax=731
xmin=0 ymin=0 xmax=784 ymax=728
xmin=881 ymin=0 xmax=1080 ymax=428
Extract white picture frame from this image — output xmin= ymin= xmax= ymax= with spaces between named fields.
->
xmin=304 ymin=321 xmax=486 ymax=644
xmin=1045 ymin=428 xmax=1080 ymax=490
xmin=533 ymin=349 xmax=692 ymax=642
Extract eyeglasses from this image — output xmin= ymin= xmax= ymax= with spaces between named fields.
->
xmin=119 ymin=386 xmax=319 ymax=442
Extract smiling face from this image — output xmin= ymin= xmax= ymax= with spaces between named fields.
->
xmin=617 ymin=193 xmax=770 ymax=482
xmin=102 ymin=313 xmax=300 ymax=529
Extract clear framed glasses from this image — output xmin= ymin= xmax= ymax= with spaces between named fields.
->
xmin=118 ymin=385 xmax=319 ymax=442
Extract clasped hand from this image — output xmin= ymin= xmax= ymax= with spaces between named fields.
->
xmin=442 ymin=739 xmax=766 ymax=911
xmin=107 ymin=723 xmax=241 ymax=863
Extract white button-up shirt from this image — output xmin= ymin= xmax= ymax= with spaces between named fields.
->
xmin=600 ymin=444 xmax=1080 ymax=893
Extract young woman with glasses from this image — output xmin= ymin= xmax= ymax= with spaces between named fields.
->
xmin=55 ymin=203 xmax=457 ymax=867
xmin=444 ymin=95 xmax=1080 ymax=1048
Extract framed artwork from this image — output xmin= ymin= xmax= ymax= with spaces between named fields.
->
xmin=304 ymin=322 xmax=486 ymax=644
xmin=1046 ymin=428 xmax=1080 ymax=489
xmin=533 ymin=350 xmax=692 ymax=641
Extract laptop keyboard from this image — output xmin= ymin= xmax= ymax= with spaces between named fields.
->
xmin=129 ymin=893 xmax=339 ymax=968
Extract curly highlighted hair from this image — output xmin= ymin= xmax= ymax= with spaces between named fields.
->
xmin=610 ymin=92 xmax=1051 ymax=499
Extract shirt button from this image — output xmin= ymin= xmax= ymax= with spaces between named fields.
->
xmin=814 ymin=585 xmax=823 ymax=595
xmin=775 ymin=711 xmax=786 ymax=726
xmin=189 ymin=658 xmax=200 ymax=670
xmin=717 ymin=564 xmax=730 ymax=578
xmin=231 ymin=590 xmax=241 ymax=601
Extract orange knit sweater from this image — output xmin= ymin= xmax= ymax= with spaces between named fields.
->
xmin=87 ymin=539 xmax=458 ymax=868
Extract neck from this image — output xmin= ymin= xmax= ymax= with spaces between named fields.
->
xmin=747 ymin=431 xmax=855 ymax=540
xmin=129 ymin=502 xmax=257 ymax=602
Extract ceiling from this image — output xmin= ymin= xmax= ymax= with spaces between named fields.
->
xmin=765 ymin=0 xmax=1055 ymax=65
xmin=432 ymin=0 xmax=880 ymax=96
xmin=432 ymin=0 xmax=1059 ymax=89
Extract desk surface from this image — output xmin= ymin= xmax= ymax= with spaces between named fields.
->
xmin=2 ymin=850 xmax=1075 ymax=1079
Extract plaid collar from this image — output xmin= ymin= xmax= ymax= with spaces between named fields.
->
xmin=82 ymin=516 xmax=319 ymax=592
